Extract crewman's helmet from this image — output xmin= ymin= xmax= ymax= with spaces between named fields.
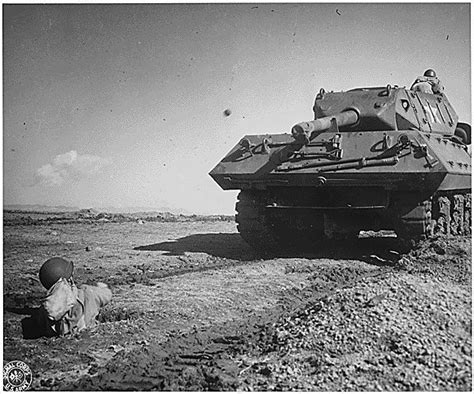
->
xmin=39 ymin=257 xmax=74 ymax=289
xmin=423 ymin=69 xmax=437 ymax=78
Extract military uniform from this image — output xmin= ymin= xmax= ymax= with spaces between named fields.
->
xmin=22 ymin=257 xmax=112 ymax=338
xmin=411 ymin=74 xmax=444 ymax=95
xmin=41 ymin=279 xmax=112 ymax=336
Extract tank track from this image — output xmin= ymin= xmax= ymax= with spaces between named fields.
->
xmin=235 ymin=190 xmax=278 ymax=250
xmin=398 ymin=192 xmax=471 ymax=242
xmin=237 ymin=190 xmax=471 ymax=251
xmin=431 ymin=193 xmax=471 ymax=236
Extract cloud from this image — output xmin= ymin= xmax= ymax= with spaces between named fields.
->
xmin=36 ymin=150 xmax=111 ymax=186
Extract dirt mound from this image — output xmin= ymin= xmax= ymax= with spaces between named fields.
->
xmin=228 ymin=236 xmax=472 ymax=391
xmin=237 ymin=272 xmax=471 ymax=391
xmin=396 ymin=236 xmax=471 ymax=285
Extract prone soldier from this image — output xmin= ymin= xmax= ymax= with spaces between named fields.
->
xmin=33 ymin=257 xmax=112 ymax=337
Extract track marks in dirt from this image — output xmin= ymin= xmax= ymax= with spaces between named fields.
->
xmin=101 ymin=259 xmax=327 ymax=332
xmin=67 ymin=259 xmax=388 ymax=391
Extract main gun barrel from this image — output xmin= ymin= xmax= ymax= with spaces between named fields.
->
xmin=291 ymin=109 xmax=359 ymax=143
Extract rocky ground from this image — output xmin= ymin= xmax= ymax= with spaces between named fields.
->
xmin=3 ymin=210 xmax=472 ymax=390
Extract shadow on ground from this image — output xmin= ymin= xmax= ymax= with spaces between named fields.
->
xmin=134 ymin=233 xmax=256 ymax=261
xmin=134 ymin=232 xmax=403 ymax=265
xmin=5 ymin=306 xmax=57 ymax=339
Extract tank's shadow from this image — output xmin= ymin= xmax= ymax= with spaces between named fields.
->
xmin=134 ymin=233 xmax=257 ymax=261
xmin=134 ymin=233 xmax=403 ymax=265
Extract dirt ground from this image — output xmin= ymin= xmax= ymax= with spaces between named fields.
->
xmin=3 ymin=213 xmax=472 ymax=391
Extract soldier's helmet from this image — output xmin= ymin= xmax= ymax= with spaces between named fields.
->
xmin=423 ymin=69 xmax=437 ymax=78
xmin=39 ymin=257 xmax=74 ymax=289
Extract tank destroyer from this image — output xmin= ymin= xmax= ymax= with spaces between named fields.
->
xmin=210 ymin=78 xmax=471 ymax=250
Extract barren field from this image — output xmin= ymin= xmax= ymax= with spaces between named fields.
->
xmin=3 ymin=211 xmax=472 ymax=391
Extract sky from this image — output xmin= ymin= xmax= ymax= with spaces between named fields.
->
xmin=3 ymin=3 xmax=471 ymax=214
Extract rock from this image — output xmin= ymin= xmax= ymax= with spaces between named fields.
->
xmin=259 ymin=365 xmax=272 ymax=376
xmin=365 ymin=293 xmax=387 ymax=307
xmin=431 ymin=242 xmax=446 ymax=255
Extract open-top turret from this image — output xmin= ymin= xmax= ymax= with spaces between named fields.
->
xmin=210 ymin=82 xmax=471 ymax=250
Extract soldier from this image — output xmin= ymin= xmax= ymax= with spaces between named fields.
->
xmin=26 ymin=257 xmax=112 ymax=337
xmin=411 ymin=69 xmax=444 ymax=95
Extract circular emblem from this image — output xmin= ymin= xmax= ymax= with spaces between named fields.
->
xmin=3 ymin=361 xmax=32 ymax=391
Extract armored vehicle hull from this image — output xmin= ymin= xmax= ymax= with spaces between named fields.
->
xmin=210 ymin=85 xmax=471 ymax=249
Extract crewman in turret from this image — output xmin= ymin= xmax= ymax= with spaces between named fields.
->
xmin=411 ymin=69 xmax=444 ymax=95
